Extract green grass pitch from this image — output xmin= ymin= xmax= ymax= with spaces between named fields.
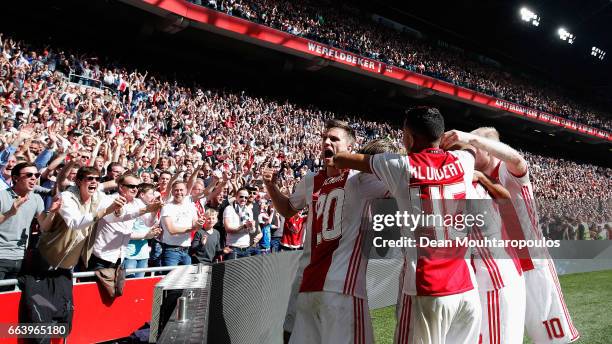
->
xmin=370 ymin=269 xmax=612 ymax=344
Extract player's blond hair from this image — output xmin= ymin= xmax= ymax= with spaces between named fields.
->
xmin=358 ymin=139 xmax=400 ymax=155
xmin=471 ymin=127 xmax=500 ymax=141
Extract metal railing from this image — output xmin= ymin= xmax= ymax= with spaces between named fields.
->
xmin=0 ymin=265 xmax=184 ymax=292
xmin=67 ymin=73 xmax=117 ymax=94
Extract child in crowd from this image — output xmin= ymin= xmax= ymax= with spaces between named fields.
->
xmin=190 ymin=208 xmax=229 ymax=263
xmin=257 ymin=202 xmax=276 ymax=254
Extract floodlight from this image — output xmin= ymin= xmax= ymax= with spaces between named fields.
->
xmin=591 ymin=46 xmax=606 ymax=60
xmin=520 ymin=7 xmax=540 ymax=26
xmin=558 ymin=27 xmax=575 ymax=44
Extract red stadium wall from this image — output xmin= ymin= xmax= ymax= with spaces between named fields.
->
xmin=0 ymin=277 xmax=161 ymax=344
xmin=134 ymin=0 xmax=610 ymax=141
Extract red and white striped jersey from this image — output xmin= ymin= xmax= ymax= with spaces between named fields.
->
xmin=289 ymin=169 xmax=388 ymax=299
xmin=492 ymin=162 xmax=545 ymax=272
xmin=468 ymin=182 xmax=522 ymax=291
xmin=370 ymin=148 xmax=478 ymax=296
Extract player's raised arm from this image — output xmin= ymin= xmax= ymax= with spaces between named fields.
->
xmin=441 ymin=129 xmax=527 ymax=177
xmin=261 ymin=167 xmax=298 ymax=219
xmin=332 ymin=152 xmax=372 ymax=173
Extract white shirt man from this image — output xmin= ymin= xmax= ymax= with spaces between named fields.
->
xmin=160 ymin=181 xmax=201 ymax=266
xmin=160 ymin=201 xmax=197 ymax=247
xmin=224 ymin=202 xmax=254 ymax=248
xmin=91 ymin=174 xmax=160 ymax=265
xmin=223 ymin=188 xmax=256 ymax=259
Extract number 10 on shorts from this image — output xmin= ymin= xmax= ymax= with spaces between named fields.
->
xmin=542 ymin=318 xmax=564 ymax=340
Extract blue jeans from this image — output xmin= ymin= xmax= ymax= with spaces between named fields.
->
xmin=259 ymin=241 xmax=271 ymax=255
xmin=123 ymin=258 xmax=148 ymax=278
xmin=161 ymin=246 xmax=192 ymax=267
xmin=149 ymin=240 xmax=163 ymax=268
xmin=270 ymin=237 xmax=282 ymax=253
xmin=224 ymin=246 xmax=257 ymax=260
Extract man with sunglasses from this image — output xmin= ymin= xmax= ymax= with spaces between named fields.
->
xmin=246 ymin=186 xmax=262 ymax=246
xmin=89 ymin=173 xmax=163 ymax=272
xmin=0 ymin=162 xmax=60 ymax=289
xmin=223 ymin=187 xmax=256 ymax=259
xmin=36 ymin=167 xmax=150 ymax=272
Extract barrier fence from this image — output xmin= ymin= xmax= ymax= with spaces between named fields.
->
xmin=0 ymin=265 xmax=177 ymax=291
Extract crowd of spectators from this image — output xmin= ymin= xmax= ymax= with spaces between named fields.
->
xmin=0 ymin=30 xmax=610 ymax=294
xmin=527 ymin=151 xmax=612 ymax=240
xmin=0 ymin=32 xmax=390 ymax=286
xmin=197 ymin=0 xmax=612 ymax=131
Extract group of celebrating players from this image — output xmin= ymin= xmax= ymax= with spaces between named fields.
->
xmin=262 ymin=106 xmax=579 ymax=344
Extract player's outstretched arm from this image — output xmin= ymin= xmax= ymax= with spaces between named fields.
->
xmin=332 ymin=152 xmax=372 ymax=173
xmin=441 ymin=130 xmax=527 ymax=176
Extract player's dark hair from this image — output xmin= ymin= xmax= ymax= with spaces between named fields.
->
xmin=325 ymin=119 xmax=356 ymax=145
xmin=403 ymin=106 xmax=445 ymax=142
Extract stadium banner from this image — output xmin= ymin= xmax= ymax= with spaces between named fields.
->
xmin=304 ymin=42 xmax=382 ymax=73
xmin=139 ymin=0 xmax=611 ymax=142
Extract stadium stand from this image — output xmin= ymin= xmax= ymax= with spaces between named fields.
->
xmin=195 ymin=0 xmax=612 ymax=132
xmin=0 ymin=34 xmax=609 ymax=204
xmin=0 ymin=1 xmax=611 ymax=341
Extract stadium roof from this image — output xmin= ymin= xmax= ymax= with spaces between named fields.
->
xmin=356 ymin=0 xmax=612 ymax=99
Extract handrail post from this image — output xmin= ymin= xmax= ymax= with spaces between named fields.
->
xmin=177 ymin=297 xmax=188 ymax=322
